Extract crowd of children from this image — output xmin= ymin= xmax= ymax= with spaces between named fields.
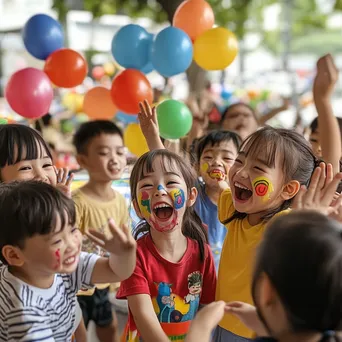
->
xmin=0 ymin=53 xmax=342 ymax=342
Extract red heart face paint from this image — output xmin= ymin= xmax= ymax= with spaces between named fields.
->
xmin=54 ymin=249 xmax=61 ymax=269
xmin=138 ymin=190 xmax=152 ymax=219
xmin=253 ymin=177 xmax=274 ymax=201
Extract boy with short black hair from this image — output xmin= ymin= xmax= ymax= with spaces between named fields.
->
xmin=0 ymin=181 xmax=136 ymax=342
xmin=72 ymin=120 xmax=129 ymax=342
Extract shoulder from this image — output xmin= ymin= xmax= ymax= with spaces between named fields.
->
xmin=218 ymin=188 xmax=234 ymax=222
xmin=112 ymin=189 xmax=128 ymax=208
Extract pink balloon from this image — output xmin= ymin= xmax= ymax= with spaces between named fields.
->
xmin=5 ymin=67 xmax=53 ymax=119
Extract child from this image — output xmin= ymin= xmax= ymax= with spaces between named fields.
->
xmin=116 ymin=149 xmax=217 ymax=341
xmin=193 ymin=131 xmax=240 ymax=270
xmin=214 ymin=126 xmax=330 ymax=341
xmin=0 ymin=181 xmax=136 ymax=342
xmin=72 ymin=120 xmax=129 ymax=342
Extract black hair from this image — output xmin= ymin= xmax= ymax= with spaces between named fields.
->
xmin=0 ymin=181 xmax=75 ymax=265
xmin=34 ymin=113 xmax=52 ymax=133
xmin=129 ymin=149 xmax=208 ymax=262
xmin=73 ymin=120 xmax=123 ymax=154
xmin=194 ymin=130 xmax=241 ymax=165
xmin=220 ymin=102 xmax=257 ymax=125
xmin=223 ymin=127 xmax=319 ymax=224
xmin=310 ymin=117 xmax=342 ymax=135
xmin=0 ymin=124 xmax=53 ymax=169
xmin=253 ymin=211 xmax=342 ymax=340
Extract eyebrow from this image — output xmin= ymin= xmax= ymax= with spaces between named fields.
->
xmin=238 ymin=152 xmax=270 ymax=168
xmin=140 ymin=171 xmax=181 ymax=180
xmin=203 ymin=148 xmax=235 ymax=156
xmin=96 ymin=145 xmax=124 ymax=149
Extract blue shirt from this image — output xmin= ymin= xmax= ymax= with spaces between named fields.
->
xmin=194 ymin=181 xmax=227 ymax=271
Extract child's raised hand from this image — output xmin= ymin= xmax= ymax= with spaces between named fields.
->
xmin=55 ymin=167 xmax=74 ymax=198
xmin=86 ymin=218 xmax=136 ymax=256
xmin=313 ymin=54 xmax=338 ymax=101
xmin=225 ymin=302 xmax=267 ymax=337
xmin=292 ymin=163 xmax=342 ymax=216
xmin=138 ymin=100 xmax=159 ymax=139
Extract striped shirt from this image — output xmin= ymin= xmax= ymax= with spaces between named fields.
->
xmin=0 ymin=252 xmax=99 ymax=341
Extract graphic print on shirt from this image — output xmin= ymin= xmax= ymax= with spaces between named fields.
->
xmin=154 ymin=271 xmax=203 ymax=324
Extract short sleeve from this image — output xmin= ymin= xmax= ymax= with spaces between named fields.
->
xmin=218 ymin=188 xmax=235 ymax=224
xmin=200 ymin=245 xmax=217 ymax=305
xmin=116 ymin=252 xmax=150 ymax=299
xmin=72 ymin=252 xmax=100 ymax=291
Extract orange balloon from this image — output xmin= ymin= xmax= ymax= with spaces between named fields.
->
xmin=111 ymin=69 xmax=153 ymax=114
xmin=83 ymin=87 xmax=117 ymax=120
xmin=173 ymin=0 xmax=215 ymax=42
xmin=44 ymin=48 xmax=88 ymax=88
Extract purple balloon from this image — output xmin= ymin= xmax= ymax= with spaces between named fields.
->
xmin=5 ymin=68 xmax=53 ymax=119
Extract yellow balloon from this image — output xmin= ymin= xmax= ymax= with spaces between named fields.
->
xmin=194 ymin=27 xmax=238 ymax=70
xmin=103 ymin=62 xmax=116 ymax=76
xmin=62 ymin=93 xmax=84 ymax=113
xmin=124 ymin=123 xmax=149 ymax=157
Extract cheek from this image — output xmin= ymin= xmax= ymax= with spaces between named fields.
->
xmin=252 ymin=177 xmax=274 ymax=200
xmin=138 ymin=191 xmax=152 ymax=218
xmin=200 ymin=162 xmax=209 ymax=174
xmin=169 ymin=189 xmax=186 ymax=210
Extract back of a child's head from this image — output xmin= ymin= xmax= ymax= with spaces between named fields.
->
xmin=195 ymin=130 xmax=241 ymax=165
xmin=130 ymin=149 xmax=208 ymax=260
xmin=253 ymin=211 xmax=342 ymax=336
xmin=0 ymin=181 xmax=75 ymax=265
xmin=220 ymin=102 xmax=258 ymax=124
xmin=0 ymin=124 xmax=52 ymax=170
xmin=73 ymin=120 xmax=123 ymax=155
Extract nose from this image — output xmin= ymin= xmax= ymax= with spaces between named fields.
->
xmin=212 ymin=158 xmax=223 ymax=167
xmin=154 ymin=185 xmax=167 ymax=198
xmin=235 ymin=164 xmax=249 ymax=179
xmin=66 ymin=232 xmax=80 ymax=252
xmin=33 ymin=168 xmax=49 ymax=183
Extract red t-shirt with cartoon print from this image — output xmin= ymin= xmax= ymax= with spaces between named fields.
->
xmin=116 ymin=233 xmax=217 ymax=341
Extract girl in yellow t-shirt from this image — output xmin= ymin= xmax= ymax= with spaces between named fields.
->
xmin=214 ymin=126 xmax=325 ymax=341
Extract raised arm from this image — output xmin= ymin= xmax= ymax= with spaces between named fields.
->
xmin=313 ymin=54 xmax=341 ymax=175
xmin=258 ymin=97 xmax=290 ymax=126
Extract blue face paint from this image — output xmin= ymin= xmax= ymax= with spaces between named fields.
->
xmin=157 ymin=185 xmax=165 ymax=191
xmin=169 ymin=189 xmax=186 ymax=210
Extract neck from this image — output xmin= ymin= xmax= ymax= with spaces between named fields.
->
xmin=82 ymin=178 xmax=114 ymax=201
xmin=205 ymin=185 xmax=220 ymax=205
xmin=9 ymin=266 xmax=55 ymax=289
xmin=150 ymin=226 xmax=187 ymax=263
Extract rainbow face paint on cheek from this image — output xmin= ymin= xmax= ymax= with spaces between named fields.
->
xmin=138 ymin=191 xmax=151 ymax=219
xmin=169 ymin=189 xmax=186 ymax=210
xmin=253 ymin=176 xmax=274 ymax=201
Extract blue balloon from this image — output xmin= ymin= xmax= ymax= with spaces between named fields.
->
xmin=111 ymin=24 xmax=150 ymax=70
xmin=221 ymin=88 xmax=233 ymax=100
xmin=22 ymin=14 xmax=64 ymax=60
xmin=140 ymin=34 xmax=154 ymax=74
xmin=151 ymin=27 xmax=193 ymax=77
xmin=116 ymin=112 xmax=138 ymax=124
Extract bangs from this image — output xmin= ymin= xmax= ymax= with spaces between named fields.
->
xmin=239 ymin=129 xmax=285 ymax=169
xmin=0 ymin=124 xmax=52 ymax=167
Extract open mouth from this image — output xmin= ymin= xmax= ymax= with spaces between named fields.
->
xmin=63 ymin=254 xmax=78 ymax=266
xmin=153 ymin=203 xmax=174 ymax=220
xmin=234 ymin=182 xmax=253 ymax=201
xmin=209 ymin=169 xmax=225 ymax=180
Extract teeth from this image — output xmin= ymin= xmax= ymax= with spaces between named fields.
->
xmin=234 ymin=182 xmax=250 ymax=191
xmin=64 ymin=256 xmax=75 ymax=265
xmin=154 ymin=204 xmax=171 ymax=209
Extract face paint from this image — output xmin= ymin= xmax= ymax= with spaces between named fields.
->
xmin=201 ymin=162 xmax=209 ymax=173
xmin=138 ymin=191 xmax=151 ymax=219
xmin=209 ymin=169 xmax=225 ymax=181
xmin=157 ymin=184 xmax=165 ymax=191
xmin=54 ymin=249 xmax=60 ymax=269
xmin=169 ymin=189 xmax=185 ymax=210
xmin=253 ymin=176 xmax=274 ymax=201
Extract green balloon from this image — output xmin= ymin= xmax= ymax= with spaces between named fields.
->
xmin=0 ymin=118 xmax=8 ymax=125
xmin=157 ymin=100 xmax=193 ymax=139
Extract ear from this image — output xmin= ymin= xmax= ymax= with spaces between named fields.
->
xmin=187 ymin=187 xmax=198 ymax=207
xmin=2 ymin=245 xmax=25 ymax=267
xmin=76 ymin=154 xmax=88 ymax=169
xmin=281 ymin=180 xmax=300 ymax=201
xmin=133 ymin=199 xmax=144 ymax=219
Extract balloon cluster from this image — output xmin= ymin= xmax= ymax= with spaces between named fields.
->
xmin=5 ymin=14 xmax=88 ymax=119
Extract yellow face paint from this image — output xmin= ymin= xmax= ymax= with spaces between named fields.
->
xmin=138 ymin=191 xmax=151 ymax=219
xmin=201 ymin=162 xmax=209 ymax=173
xmin=252 ymin=176 xmax=274 ymax=201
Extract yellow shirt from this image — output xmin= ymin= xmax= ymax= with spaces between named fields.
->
xmin=72 ymin=188 xmax=130 ymax=294
xmin=216 ymin=188 xmax=290 ymax=338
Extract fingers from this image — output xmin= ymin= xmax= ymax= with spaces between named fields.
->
xmin=86 ymin=230 xmax=106 ymax=247
xmin=65 ymin=172 xmax=74 ymax=187
xmin=108 ymin=218 xmax=130 ymax=244
xmin=292 ymin=185 xmax=306 ymax=210
xmin=305 ymin=166 xmax=322 ymax=203
xmin=321 ymin=172 xmax=342 ymax=206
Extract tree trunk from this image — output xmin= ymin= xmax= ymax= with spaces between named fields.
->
xmin=157 ymin=0 xmax=208 ymax=97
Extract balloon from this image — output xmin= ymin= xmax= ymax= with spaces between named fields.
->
xmin=116 ymin=112 xmax=138 ymax=124
xmin=157 ymin=100 xmax=193 ymax=139
xmin=111 ymin=69 xmax=153 ymax=114
xmin=44 ymin=48 xmax=87 ymax=88
xmin=83 ymin=87 xmax=117 ymax=120
xmin=0 ymin=118 xmax=8 ymax=125
xmin=92 ymin=66 xmax=105 ymax=80
xmin=151 ymin=27 xmax=193 ymax=77
xmin=173 ymin=0 xmax=215 ymax=42
xmin=62 ymin=93 xmax=84 ymax=112
xmin=22 ymin=14 xmax=64 ymax=60
xmin=194 ymin=27 xmax=238 ymax=70
xmin=103 ymin=62 xmax=116 ymax=76
xmin=124 ymin=123 xmax=149 ymax=157
xmin=140 ymin=33 xmax=154 ymax=74
xmin=5 ymin=68 xmax=53 ymax=119
xmin=111 ymin=24 xmax=151 ymax=70
xmin=221 ymin=88 xmax=232 ymax=100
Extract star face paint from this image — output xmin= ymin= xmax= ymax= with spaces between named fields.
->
xmin=253 ymin=176 xmax=274 ymax=201
xmin=138 ymin=191 xmax=152 ymax=219
xmin=169 ymin=189 xmax=186 ymax=210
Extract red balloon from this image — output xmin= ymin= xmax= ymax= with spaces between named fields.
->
xmin=44 ymin=48 xmax=87 ymax=88
xmin=5 ymin=67 xmax=53 ymax=119
xmin=111 ymin=69 xmax=153 ymax=114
